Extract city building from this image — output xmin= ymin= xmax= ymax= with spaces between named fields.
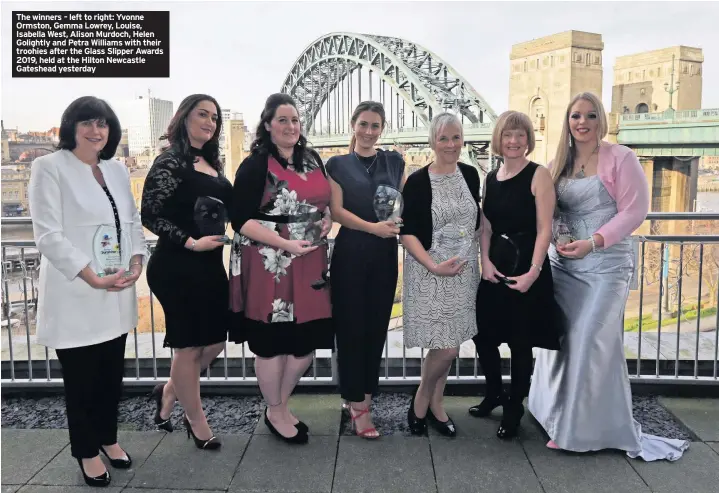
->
xmin=1 ymin=166 xmax=31 ymax=216
xmin=224 ymin=115 xmax=248 ymax=178
xmin=122 ymin=93 xmax=173 ymax=157
xmin=115 ymin=129 xmax=130 ymax=158
xmin=219 ymin=109 xmax=244 ymax=161
xmin=129 ymin=168 xmax=149 ymax=211
xmin=611 ymin=46 xmax=704 ymax=114
xmin=1 ymin=121 xmax=9 ymax=163
xmin=509 ymin=30 xmax=604 ymax=165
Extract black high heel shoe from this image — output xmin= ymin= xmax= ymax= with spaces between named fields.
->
xmin=294 ymin=420 xmax=309 ymax=434
xmin=183 ymin=415 xmax=221 ymax=450
xmin=148 ymin=383 xmax=173 ymax=432
xmin=100 ymin=446 xmax=132 ymax=469
xmin=468 ymin=390 xmax=508 ymax=418
xmin=76 ymin=458 xmax=111 ymax=487
xmin=426 ymin=407 xmax=457 ymax=437
xmin=407 ymin=390 xmax=427 ymax=436
xmin=264 ymin=408 xmax=308 ymax=444
xmin=497 ymin=401 xmax=525 ymax=439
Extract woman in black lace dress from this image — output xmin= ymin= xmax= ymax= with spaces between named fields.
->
xmin=141 ymin=94 xmax=232 ymax=450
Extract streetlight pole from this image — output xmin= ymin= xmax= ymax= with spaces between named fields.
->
xmin=664 ymin=54 xmax=680 ymax=110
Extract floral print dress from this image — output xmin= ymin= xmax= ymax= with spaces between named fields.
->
xmin=228 ymin=151 xmax=333 ymax=357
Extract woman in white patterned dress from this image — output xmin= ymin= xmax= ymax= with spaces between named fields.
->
xmin=400 ymin=113 xmax=481 ymax=437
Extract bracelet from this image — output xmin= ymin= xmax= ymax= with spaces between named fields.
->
xmin=189 ymin=239 xmax=197 ymax=251
xmin=588 ymin=235 xmax=596 ymax=253
xmin=530 ymin=263 xmax=542 ymax=273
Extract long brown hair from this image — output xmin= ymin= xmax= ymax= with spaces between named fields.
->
xmin=550 ymin=92 xmax=608 ymax=184
xmin=348 ymin=101 xmax=386 ymax=153
xmin=160 ymin=94 xmax=223 ymax=172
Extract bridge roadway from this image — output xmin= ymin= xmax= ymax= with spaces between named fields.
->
xmin=307 ymin=122 xmax=493 ymax=148
xmin=306 ymin=109 xmax=719 ymax=155
xmin=617 ymin=108 xmax=719 ymax=156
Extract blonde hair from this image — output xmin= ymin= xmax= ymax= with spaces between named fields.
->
xmin=429 ymin=112 xmax=463 ymax=149
xmin=551 ymin=92 xmax=609 ymax=184
xmin=490 ymin=111 xmax=535 ymax=156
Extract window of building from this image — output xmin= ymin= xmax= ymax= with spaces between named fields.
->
xmin=657 ymin=67 xmax=662 ymax=77
xmin=530 ymin=97 xmax=545 ymax=133
xmin=636 ymin=103 xmax=649 ymax=113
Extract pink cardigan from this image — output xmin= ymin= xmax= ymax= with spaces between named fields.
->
xmin=551 ymin=143 xmax=650 ymax=248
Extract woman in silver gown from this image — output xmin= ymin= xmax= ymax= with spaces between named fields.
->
xmin=528 ymin=92 xmax=689 ymax=461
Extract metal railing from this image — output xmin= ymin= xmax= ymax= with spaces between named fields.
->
xmin=2 ymin=213 xmax=719 ymax=388
xmin=619 ymin=108 xmax=719 ymax=124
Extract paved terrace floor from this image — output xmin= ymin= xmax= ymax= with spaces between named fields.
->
xmin=2 ymin=395 xmax=718 ymax=493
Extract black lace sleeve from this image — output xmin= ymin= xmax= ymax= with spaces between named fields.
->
xmin=141 ymin=151 xmax=191 ymax=246
xmin=230 ymin=153 xmax=268 ymax=233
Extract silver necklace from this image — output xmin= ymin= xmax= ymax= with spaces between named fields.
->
xmin=574 ymin=144 xmax=599 ymax=179
xmin=353 ymin=151 xmax=378 ymax=174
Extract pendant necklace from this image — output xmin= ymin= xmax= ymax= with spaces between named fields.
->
xmin=354 ymin=151 xmax=378 ymax=174
xmin=574 ymin=143 xmax=600 ymax=179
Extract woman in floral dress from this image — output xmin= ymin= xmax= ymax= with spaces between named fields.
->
xmin=228 ymin=94 xmax=333 ymax=444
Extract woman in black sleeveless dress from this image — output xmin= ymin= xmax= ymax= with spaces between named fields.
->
xmin=327 ymin=101 xmax=405 ymax=439
xmin=470 ymin=111 xmax=561 ymax=439
xmin=141 ymin=95 xmax=231 ymax=450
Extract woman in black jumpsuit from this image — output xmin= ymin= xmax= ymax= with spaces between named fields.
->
xmin=327 ymin=101 xmax=405 ymax=439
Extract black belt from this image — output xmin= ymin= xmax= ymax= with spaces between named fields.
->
xmin=254 ymin=211 xmax=322 ymax=224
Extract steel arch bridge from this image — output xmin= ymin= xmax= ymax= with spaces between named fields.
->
xmin=280 ymin=32 xmax=498 ymax=138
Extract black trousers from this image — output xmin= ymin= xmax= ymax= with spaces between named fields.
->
xmin=56 ymin=333 xmax=127 ymax=459
xmin=332 ymin=235 xmax=398 ymax=403
xmin=473 ymin=336 xmax=533 ymax=404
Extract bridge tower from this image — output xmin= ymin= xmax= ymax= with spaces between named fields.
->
xmin=509 ymin=30 xmax=604 ymax=165
xmin=612 ymin=46 xmax=704 ymax=229
xmin=611 ymin=46 xmax=703 ymax=115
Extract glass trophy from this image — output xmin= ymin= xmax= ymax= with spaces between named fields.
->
xmin=92 ymin=225 xmax=131 ymax=277
xmin=291 ymin=203 xmax=324 ymax=246
xmin=553 ymin=216 xmax=576 ymax=247
xmin=435 ymin=224 xmax=473 ymax=262
xmin=373 ymin=185 xmax=403 ymax=226
xmin=194 ymin=196 xmax=231 ymax=244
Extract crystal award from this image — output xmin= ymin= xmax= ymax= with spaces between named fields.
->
xmin=194 ymin=196 xmax=231 ymax=244
xmin=92 ymin=224 xmax=131 ymax=277
xmin=373 ymin=185 xmax=403 ymax=226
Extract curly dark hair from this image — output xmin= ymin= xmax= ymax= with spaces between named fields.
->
xmin=251 ymin=93 xmax=315 ymax=173
xmin=160 ymin=94 xmax=223 ymax=172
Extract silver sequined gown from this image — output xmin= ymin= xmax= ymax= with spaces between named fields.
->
xmin=528 ymin=176 xmax=689 ymax=461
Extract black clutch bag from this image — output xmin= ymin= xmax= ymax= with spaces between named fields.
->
xmin=488 ymin=232 xmax=533 ymax=277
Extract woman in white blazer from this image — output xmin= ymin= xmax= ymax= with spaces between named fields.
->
xmin=29 ymin=96 xmax=147 ymax=487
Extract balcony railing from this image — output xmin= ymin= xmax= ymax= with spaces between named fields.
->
xmin=619 ymin=108 xmax=719 ymax=124
xmin=2 ymin=213 xmax=719 ymax=389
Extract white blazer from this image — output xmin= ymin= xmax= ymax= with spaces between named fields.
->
xmin=29 ymin=150 xmax=148 ymax=349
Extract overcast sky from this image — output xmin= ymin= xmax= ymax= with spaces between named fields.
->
xmin=2 ymin=0 xmax=718 ymax=132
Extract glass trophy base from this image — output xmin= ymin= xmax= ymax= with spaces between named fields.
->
xmin=96 ymin=268 xmax=133 ymax=278
xmin=556 ymin=235 xmax=576 ymax=247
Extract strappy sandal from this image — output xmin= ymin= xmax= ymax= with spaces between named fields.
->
xmin=349 ymin=406 xmax=380 ymax=439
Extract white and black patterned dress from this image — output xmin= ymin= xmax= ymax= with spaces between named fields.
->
xmin=403 ymin=168 xmax=480 ymax=349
